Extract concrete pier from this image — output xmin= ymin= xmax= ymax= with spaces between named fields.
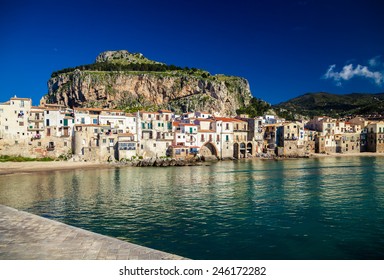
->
xmin=0 ymin=204 xmax=186 ymax=260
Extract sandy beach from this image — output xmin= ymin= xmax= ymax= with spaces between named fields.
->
xmin=0 ymin=161 xmax=113 ymax=176
xmin=1 ymin=153 xmax=383 ymax=176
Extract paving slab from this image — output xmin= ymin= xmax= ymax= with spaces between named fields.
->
xmin=0 ymin=204 xmax=187 ymax=260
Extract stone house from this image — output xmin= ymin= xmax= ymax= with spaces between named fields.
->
xmin=335 ymin=133 xmax=361 ymax=154
xmin=212 ymin=117 xmax=234 ymax=159
xmin=263 ymin=124 xmax=277 ymax=153
xmin=73 ymin=124 xmax=117 ymax=161
xmin=117 ymin=133 xmax=138 ymax=160
xmin=366 ymin=121 xmax=384 ymax=153
xmin=276 ymin=122 xmax=305 ymax=157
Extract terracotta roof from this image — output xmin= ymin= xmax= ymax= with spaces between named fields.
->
xmin=140 ymin=111 xmax=159 ymax=114
xmin=172 ymin=121 xmax=180 ymax=126
xmin=180 ymin=123 xmax=196 ymax=127
xmin=195 ymin=118 xmax=213 ymax=122
xmin=214 ymin=117 xmax=237 ymax=122
xmin=10 ymin=97 xmax=31 ymax=101
xmin=159 ymin=109 xmax=172 ymax=113
xmin=118 ymin=133 xmax=134 ymax=137
xmin=198 ymin=129 xmax=215 ymax=133
xmin=75 ymin=108 xmax=103 ymax=112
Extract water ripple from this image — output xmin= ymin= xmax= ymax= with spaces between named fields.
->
xmin=1 ymin=157 xmax=384 ymax=259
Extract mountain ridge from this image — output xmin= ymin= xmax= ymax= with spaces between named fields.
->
xmin=273 ymin=92 xmax=384 ymax=118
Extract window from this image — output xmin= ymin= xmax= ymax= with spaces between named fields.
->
xmin=226 ymin=135 xmax=229 ymax=142
xmin=37 ymin=142 xmax=41 ymax=146
xmin=201 ymin=135 xmax=205 ymax=141
xmin=19 ymin=122 xmax=24 ymax=126
xmin=103 ymin=139 xmax=106 ymax=144
xmin=64 ymin=142 xmax=67 ymax=147
xmin=5 ymin=126 xmax=8 ymax=130
xmin=92 ymin=118 xmax=97 ymax=124
xmin=217 ymin=135 xmax=220 ymax=141
xmin=81 ymin=118 xmax=85 ymax=124
xmin=153 ymin=143 xmax=156 ymax=147
xmin=226 ymin=123 xmax=229 ymax=130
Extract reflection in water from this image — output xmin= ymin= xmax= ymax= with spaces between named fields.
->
xmin=1 ymin=157 xmax=384 ymax=259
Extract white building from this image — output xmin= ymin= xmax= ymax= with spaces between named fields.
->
xmin=0 ymin=97 xmax=32 ymax=143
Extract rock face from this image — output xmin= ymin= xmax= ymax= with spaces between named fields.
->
xmin=44 ymin=51 xmax=252 ymax=115
xmin=95 ymin=50 xmax=163 ymax=65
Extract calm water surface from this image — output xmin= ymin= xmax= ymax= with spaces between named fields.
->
xmin=1 ymin=157 xmax=384 ymax=259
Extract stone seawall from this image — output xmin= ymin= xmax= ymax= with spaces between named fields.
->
xmin=117 ymin=156 xmax=219 ymax=167
xmin=0 ymin=204 xmax=187 ymax=260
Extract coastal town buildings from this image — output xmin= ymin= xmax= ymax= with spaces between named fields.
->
xmin=1 ymin=96 xmax=384 ymax=160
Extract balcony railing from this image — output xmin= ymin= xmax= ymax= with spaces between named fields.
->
xmin=28 ymin=118 xmax=43 ymax=122
xmin=28 ymin=127 xmax=43 ymax=131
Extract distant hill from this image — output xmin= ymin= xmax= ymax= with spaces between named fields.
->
xmin=273 ymin=92 xmax=384 ymax=118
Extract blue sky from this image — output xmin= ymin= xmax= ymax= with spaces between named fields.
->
xmin=1 ymin=0 xmax=383 ymax=105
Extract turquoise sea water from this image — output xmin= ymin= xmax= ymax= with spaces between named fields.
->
xmin=1 ymin=157 xmax=384 ymax=259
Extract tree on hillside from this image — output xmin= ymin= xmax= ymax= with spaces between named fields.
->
xmin=236 ymin=97 xmax=271 ymax=117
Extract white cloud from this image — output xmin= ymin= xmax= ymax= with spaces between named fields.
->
xmin=368 ymin=55 xmax=382 ymax=67
xmin=323 ymin=63 xmax=383 ymax=87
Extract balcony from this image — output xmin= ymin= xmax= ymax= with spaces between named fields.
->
xmin=28 ymin=117 xmax=43 ymax=122
xmin=28 ymin=127 xmax=43 ymax=131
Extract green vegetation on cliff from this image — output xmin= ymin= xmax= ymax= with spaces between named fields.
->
xmin=236 ymin=97 xmax=271 ymax=117
xmin=50 ymin=62 xmax=207 ymax=78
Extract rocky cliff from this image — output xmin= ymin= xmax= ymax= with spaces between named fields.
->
xmin=44 ymin=50 xmax=252 ymax=115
